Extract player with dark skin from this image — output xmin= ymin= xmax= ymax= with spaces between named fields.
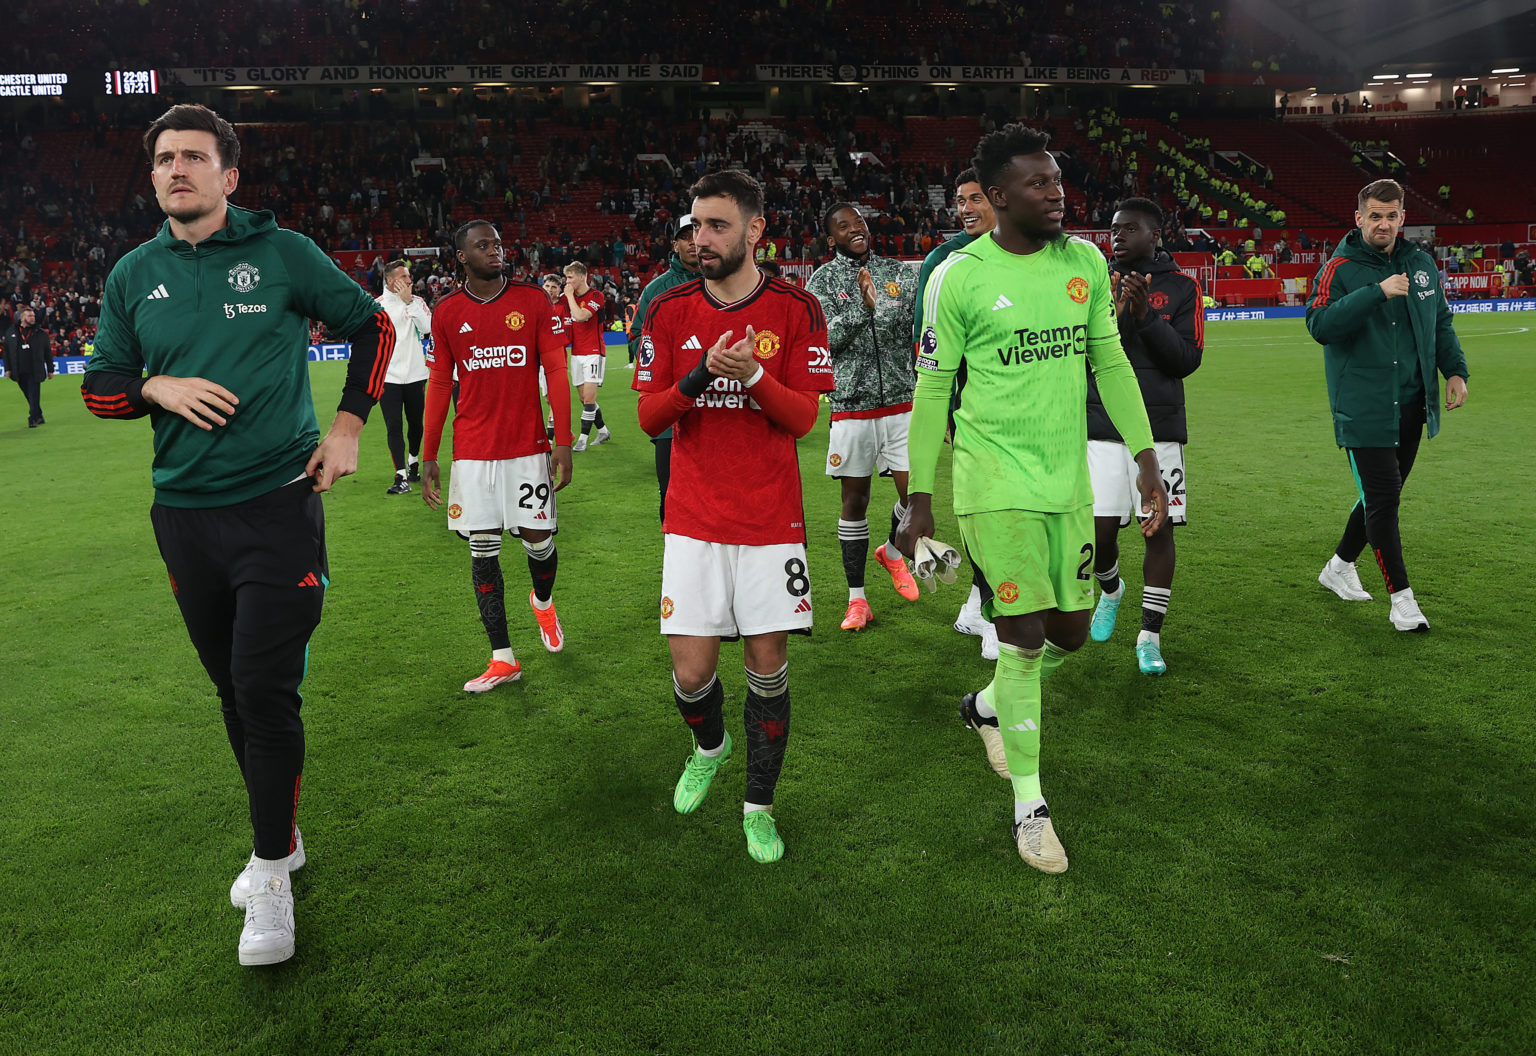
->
xmin=1100 ymin=207 xmax=1175 ymax=604
xmin=899 ymin=150 xmax=1169 ymax=652
xmin=823 ymin=204 xmax=911 ymax=552
xmin=421 ymin=222 xmax=573 ymax=528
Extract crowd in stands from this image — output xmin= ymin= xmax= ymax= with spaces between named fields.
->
xmin=6 ymin=92 xmax=1532 ymax=359
xmin=10 ymin=0 xmax=1329 ymax=75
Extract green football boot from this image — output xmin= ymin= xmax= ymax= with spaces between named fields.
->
xmin=673 ymin=732 xmax=731 ymax=815
xmin=743 ymin=810 xmax=785 ymax=863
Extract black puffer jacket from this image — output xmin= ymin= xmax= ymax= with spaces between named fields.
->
xmin=1086 ymin=250 xmax=1203 ymax=444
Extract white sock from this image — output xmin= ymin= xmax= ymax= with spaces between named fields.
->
xmin=249 ymin=855 xmax=290 ymax=879
xmin=973 ymin=684 xmax=997 ymax=719
xmin=848 ymin=586 xmax=866 ymax=602
xmin=744 ymin=802 xmax=771 ymax=815
xmin=966 ymin=584 xmax=982 ymax=609
xmin=1136 ymin=630 xmax=1160 ymax=646
xmin=530 ymin=593 xmax=553 ymax=610
xmin=407 ymin=455 xmax=418 ymax=467
xmin=1328 ymin=554 xmax=1352 ymax=572
xmin=1102 ymin=583 xmax=1124 ymax=600
xmin=1391 ymin=587 xmax=1415 ymax=602
xmin=697 ymin=739 xmax=726 ymax=759
xmin=492 ymin=647 xmax=515 ymax=664
xmin=1014 ymin=796 xmax=1047 ymax=824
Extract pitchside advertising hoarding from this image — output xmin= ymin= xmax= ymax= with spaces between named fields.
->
xmin=13 ymin=302 xmax=1528 ymax=377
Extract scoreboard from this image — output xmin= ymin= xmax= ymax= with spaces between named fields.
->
xmin=0 ymin=70 xmax=163 ymax=99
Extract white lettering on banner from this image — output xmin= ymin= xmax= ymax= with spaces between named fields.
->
xmin=167 ymin=64 xmax=701 ymax=87
xmin=753 ymin=64 xmax=1204 ymax=84
xmin=0 ymin=72 xmax=67 ymax=96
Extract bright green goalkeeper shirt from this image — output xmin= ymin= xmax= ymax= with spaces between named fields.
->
xmin=909 ymin=233 xmax=1153 ymax=514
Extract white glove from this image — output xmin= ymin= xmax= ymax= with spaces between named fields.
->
xmin=910 ymin=536 xmax=962 ymax=591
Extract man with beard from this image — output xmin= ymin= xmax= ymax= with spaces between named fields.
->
xmin=805 ymin=202 xmax=921 ymax=633
xmin=900 ymin=125 xmax=1167 ymax=873
xmin=914 ymin=167 xmax=1000 ymax=661
xmin=81 ymin=103 xmax=396 ymax=965
xmin=627 ymin=213 xmax=699 ymax=521
xmin=421 ymin=221 xmax=574 ymax=689
xmin=1307 ymin=179 xmax=1468 ymax=632
xmin=3 ymin=304 xmax=52 ymax=427
xmin=1085 ymin=197 xmax=1204 ymax=676
xmin=633 ymin=171 xmax=833 ymax=863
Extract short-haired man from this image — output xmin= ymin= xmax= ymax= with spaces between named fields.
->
xmin=562 ymin=261 xmax=609 ymax=451
xmin=805 ymin=202 xmax=921 ymax=632
xmin=82 ymin=104 xmax=397 ymax=965
xmin=633 ymin=170 xmax=833 ymax=863
xmin=377 ymin=258 xmax=432 ymax=494
xmin=1086 ymin=197 xmax=1204 ymax=675
xmin=1307 ymin=179 xmax=1468 ymax=631
xmin=913 ymin=166 xmax=1000 ymax=660
xmin=3 ymin=304 xmax=52 ymax=427
xmin=628 ymin=213 xmax=700 ymax=522
xmin=900 ymin=125 xmax=1167 ymax=873
xmin=422 ymin=221 xmax=574 ymax=687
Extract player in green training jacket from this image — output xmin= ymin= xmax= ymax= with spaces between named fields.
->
xmin=913 ymin=165 xmax=999 ymax=661
xmin=900 ymin=124 xmax=1168 ymax=874
xmin=82 ymin=105 xmax=395 ymax=967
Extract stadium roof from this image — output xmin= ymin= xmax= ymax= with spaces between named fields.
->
xmin=1237 ymin=0 xmax=1536 ymax=71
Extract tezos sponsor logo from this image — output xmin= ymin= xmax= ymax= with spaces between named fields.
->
xmin=224 ymin=302 xmax=268 ymax=319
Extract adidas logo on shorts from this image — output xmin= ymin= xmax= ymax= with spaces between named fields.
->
xmin=793 ymin=598 xmax=811 ymax=614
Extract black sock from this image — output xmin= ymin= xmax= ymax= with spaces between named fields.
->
xmin=888 ymin=503 xmax=904 ymax=556
xmin=674 ymin=674 xmax=725 ymax=752
xmin=1142 ymin=585 xmax=1170 ymax=633
xmin=837 ymin=518 xmax=868 ymax=589
xmin=1096 ymin=560 xmax=1122 ymax=597
xmin=470 ymin=545 xmax=510 ymax=650
xmin=524 ymin=536 xmax=558 ymax=602
xmin=745 ymin=664 xmax=790 ymax=805
xmin=593 ymin=404 xmax=605 ymax=430
xmin=969 ymin=552 xmax=992 ymax=606
xmin=580 ymin=402 xmax=596 ymax=437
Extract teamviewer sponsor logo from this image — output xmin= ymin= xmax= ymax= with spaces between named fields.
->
xmin=995 ymin=324 xmax=1088 ymax=365
xmin=223 ymin=302 xmax=268 ymax=319
xmin=463 ymin=344 xmax=527 ymax=369
xmin=693 ymin=376 xmax=759 ymax=410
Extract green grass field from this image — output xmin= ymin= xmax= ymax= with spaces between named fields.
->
xmin=3 ymin=315 xmax=1533 ymax=1055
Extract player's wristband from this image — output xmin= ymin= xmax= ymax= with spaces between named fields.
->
xmin=678 ymin=362 xmax=713 ymax=399
xmin=742 ymin=364 xmax=765 ymax=388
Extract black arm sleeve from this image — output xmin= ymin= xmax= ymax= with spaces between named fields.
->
xmin=336 ymin=307 xmax=394 ymax=422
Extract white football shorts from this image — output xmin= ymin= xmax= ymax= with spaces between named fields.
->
xmin=571 ymin=353 xmax=606 ymax=387
xmin=446 ymin=454 xmax=558 ymax=535
xmin=660 ymin=534 xmax=814 ymax=638
xmin=1087 ymin=439 xmax=1186 ymax=526
xmin=825 ymin=410 xmax=911 ymax=478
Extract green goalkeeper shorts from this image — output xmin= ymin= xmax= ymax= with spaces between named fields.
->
xmin=959 ymin=506 xmax=1095 ymax=620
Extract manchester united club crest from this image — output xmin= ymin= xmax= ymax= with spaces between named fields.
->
xmin=1066 ymin=277 xmax=1089 ymax=304
xmin=227 ymin=262 xmax=261 ymax=293
xmin=1150 ymin=291 xmax=1169 ymax=311
xmin=829 ymin=453 xmax=843 ymax=468
xmin=447 ymin=504 xmax=463 ymax=520
xmin=660 ymin=596 xmax=675 ymax=619
xmin=885 ymin=281 xmax=901 ymax=298
xmin=997 ymin=581 xmax=1020 ymax=604
xmin=506 ymin=311 xmax=525 ymax=330
xmin=753 ymin=329 xmax=782 ymax=360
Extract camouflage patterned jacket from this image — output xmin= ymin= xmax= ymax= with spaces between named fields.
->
xmin=805 ymin=252 xmax=918 ymax=418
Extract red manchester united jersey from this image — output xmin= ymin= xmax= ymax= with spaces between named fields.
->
xmin=429 ymin=280 xmax=565 ymax=460
xmin=634 ymin=274 xmax=833 ymax=544
xmin=568 ymin=286 xmax=605 ymax=356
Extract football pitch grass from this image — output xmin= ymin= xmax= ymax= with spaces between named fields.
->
xmin=2 ymin=315 xmax=1533 ymax=1055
